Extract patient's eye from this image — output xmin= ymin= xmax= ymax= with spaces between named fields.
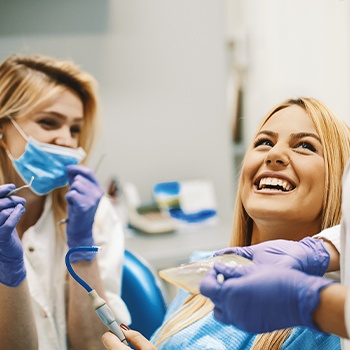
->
xmin=295 ymin=141 xmax=317 ymax=153
xmin=253 ymin=138 xmax=274 ymax=148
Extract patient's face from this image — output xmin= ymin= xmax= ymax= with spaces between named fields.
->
xmin=240 ymin=105 xmax=325 ymax=241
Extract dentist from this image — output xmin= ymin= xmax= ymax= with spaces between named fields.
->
xmin=0 ymin=53 xmax=130 ymax=350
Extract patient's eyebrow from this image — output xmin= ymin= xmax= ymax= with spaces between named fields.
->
xmin=256 ymin=130 xmax=321 ymax=144
xmin=256 ymin=130 xmax=277 ymax=137
xmin=290 ymin=132 xmax=322 ymax=144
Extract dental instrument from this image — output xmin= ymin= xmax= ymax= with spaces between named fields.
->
xmin=57 ymin=217 xmax=69 ymax=225
xmin=65 ymin=246 xmax=129 ymax=347
xmin=1 ymin=176 xmax=34 ymax=198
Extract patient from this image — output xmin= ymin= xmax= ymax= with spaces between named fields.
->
xmin=102 ymin=97 xmax=350 ymax=350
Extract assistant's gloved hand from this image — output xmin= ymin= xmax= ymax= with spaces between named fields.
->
xmin=0 ymin=184 xmax=26 ymax=287
xmin=66 ymin=165 xmax=104 ymax=262
xmin=214 ymin=237 xmax=330 ymax=276
xmin=200 ymin=262 xmax=335 ymax=333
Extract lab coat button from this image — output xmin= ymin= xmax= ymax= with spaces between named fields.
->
xmin=28 ymin=246 xmax=35 ymax=252
xmin=41 ymin=310 xmax=48 ymax=318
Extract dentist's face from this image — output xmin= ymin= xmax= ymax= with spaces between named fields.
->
xmin=2 ymin=89 xmax=84 ymax=159
xmin=241 ymin=105 xmax=325 ymax=236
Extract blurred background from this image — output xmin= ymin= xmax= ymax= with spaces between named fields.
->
xmin=1 ymin=0 xmax=349 ymax=273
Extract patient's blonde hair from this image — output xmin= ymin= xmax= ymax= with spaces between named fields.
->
xmin=154 ymin=97 xmax=350 ymax=348
xmin=0 ymin=53 xmax=99 ymax=238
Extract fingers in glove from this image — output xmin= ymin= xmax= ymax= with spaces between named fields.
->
xmin=200 ymin=267 xmax=223 ymax=300
xmin=66 ymin=166 xmax=104 ymax=206
xmin=65 ymin=183 xmax=90 ymax=207
xmin=0 ymin=184 xmax=16 ymax=197
xmin=214 ymin=246 xmax=253 ymax=260
xmin=0 ymin=195 xmax=26 ymax=211
xmin=213 ymin=306 xmax=225 ymax=323
xmin=66 ymin=164 xmax=100 ymax=185
xmin=213 ymin=261 xmax=253 ymax=279
xmin=67 ymin=174 xmax=92 ymax=193
xmin=0 ymin=204 xmax=25 ymax=239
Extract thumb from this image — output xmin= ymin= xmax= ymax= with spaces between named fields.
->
xmin=0 ymin=204 xmax=25 ymax=239
xmin=214 ymin=246 xmax=254 ymax=260
xmin=200 ymin=267 xmax=222 ymax=298
xmin=122 ymin=328 xmax=157 ymax=350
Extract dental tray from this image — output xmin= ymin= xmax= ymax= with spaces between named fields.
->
xmin=159 ymin=253 xmax=252 ymax=294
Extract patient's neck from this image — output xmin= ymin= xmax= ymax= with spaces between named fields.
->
xmin=250 ymin=220 xmax=322 ymax=245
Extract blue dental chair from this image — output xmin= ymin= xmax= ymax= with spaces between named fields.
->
xmin=121 ymin=250 xmax=168 ymax=340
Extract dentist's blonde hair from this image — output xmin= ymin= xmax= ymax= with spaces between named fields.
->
xmin=0 ymin=53 xmax=100 ymax=238
xmin=154 ymin=97 xmax=350 ymax=349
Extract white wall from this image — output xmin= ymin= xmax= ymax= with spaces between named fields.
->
xmin=2 ymin=0 xmax=349 ymax=223
xmin=0 ymin=0 xmax=235 ymax=222
xmin=226 ymin=0 xmax=350 ymax=146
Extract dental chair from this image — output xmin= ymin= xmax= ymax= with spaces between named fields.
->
xmin=121 ymin=250 xmax=168 ymax=340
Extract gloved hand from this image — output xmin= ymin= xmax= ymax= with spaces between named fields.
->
xmin=0 ymin=184 xmax=26 ymax=287
xmin=66 ymin=165 xmax=104 ymax=263
xmin=214 ymin=237 xmax=330 ymax=276
xmin=200 ymin=262 xmax=335 ymax=333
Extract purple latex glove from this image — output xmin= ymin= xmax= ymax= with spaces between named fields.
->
xmin=66 ymin=165 xmax=104 ymax=262
xmin=200 ymin=262 xmax=334 ymax=333
xmin=0 ymin=184 xmax=26 ymax=287
xmin=214 ymin=237 xmax=330 ymax=276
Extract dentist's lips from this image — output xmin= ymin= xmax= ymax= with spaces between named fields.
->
xmin=254 ymin=176 xmax=296 ymax=192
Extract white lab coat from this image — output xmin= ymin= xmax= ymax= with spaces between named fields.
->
xmin=342 ymin=160 xmax=350 ymax=349
xmin=317 ymin=160 xmax=350 ymax=349
xmin=314 ymin=224 xmax=341 ymax=282
xmin=22 ymin=195 xmax=131 ymax=350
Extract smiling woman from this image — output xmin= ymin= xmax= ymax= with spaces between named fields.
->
xmin=242 ymin=104 xmax=326 ymax=244
xmin=102 ymin=97 xmax=350 ymax=350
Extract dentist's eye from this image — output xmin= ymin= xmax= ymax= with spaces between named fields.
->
xmin=296 ymin=142 xmax=316 ymax=152
xmin=253 ymin=138 xmax=274 ymax=148
xmin=70 ymin=125 xmax=81 ymax=136
xmin=38 ymin=118 xmax=58 ymax=129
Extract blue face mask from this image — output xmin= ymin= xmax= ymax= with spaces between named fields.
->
xmin=7 ymin=117 xmax=86 ymax=195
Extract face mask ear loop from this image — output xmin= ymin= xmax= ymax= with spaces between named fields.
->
xmin=5 ymin=149 xmax=14 ymax=161
xmin=7 ymin=116 xmax=30 ymax=142
xmin=4 ymin=116 xmax=30 ymax=162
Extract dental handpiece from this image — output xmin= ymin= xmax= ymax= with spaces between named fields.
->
xmin=89 ymin=290 xmax=129 ymax=346
xmin=65 ymin=246 xmax=130 ymax=347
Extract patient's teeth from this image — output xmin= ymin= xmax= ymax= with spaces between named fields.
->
xmin=257 ymin=177 xmax=294 ymax=191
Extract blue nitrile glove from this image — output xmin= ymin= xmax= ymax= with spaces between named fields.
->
xmin=200 ymin=262 xmax=335 ymax=333
xmin=214 ymin=237 xmax=330 ymax=276
xmin=0 ymin=184 xmax=26 ymax=287
xmin=66 ymin=165 xmax=104 ymax=263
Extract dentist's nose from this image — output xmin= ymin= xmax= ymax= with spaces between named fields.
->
xmin=53 ymin=127 xmax=76 ymax=148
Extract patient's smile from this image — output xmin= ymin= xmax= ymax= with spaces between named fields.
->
xmin=256 ymin=177 xmax=294 ymax=192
